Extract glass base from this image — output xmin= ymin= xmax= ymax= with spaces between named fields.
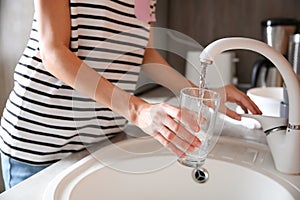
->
xmin=177 ymin=157 xmax=206 ymax=168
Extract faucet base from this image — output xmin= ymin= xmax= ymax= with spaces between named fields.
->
xmin=267 ymin=129 xmax=300 ymax=174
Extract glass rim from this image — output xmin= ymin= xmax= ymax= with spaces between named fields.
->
xmin=180 ymin=87 xmax=220 ymax=101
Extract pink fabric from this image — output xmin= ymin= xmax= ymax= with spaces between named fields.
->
xmin=134 ymin=0 xmax=156 ymax=23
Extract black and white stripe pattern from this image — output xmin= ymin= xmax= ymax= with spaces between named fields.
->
xmin=0 ymin=0 xmax=156 ymax=165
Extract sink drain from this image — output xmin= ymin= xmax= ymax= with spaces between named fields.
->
xmin=192 ymin=167 xmax=209 ymax=183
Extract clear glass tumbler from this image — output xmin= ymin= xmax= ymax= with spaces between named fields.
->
xmin=178 ymin=87 xmax=220 ymax=168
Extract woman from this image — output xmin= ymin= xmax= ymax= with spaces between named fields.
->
xmin=0 ymin=0 xmax=261 ymax=190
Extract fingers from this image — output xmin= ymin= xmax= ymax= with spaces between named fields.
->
xmin=241 ymin=95 xmax=262 ymax=115
xmin=162 ymin=115 xmax=201 ymax=147
xmin=229 ymin=86 xmax=261 ymax=113
xmin=218 ymin=85 xmax=262 ymax=120
xmin=163 ymin=103 xmax=200 ymax=132
xmin=225 ymin=96 xmax=261 ymax=121
xmin=153 ymin=125 xmax=200 ymax=158
xmin=225 ymin=108 xmax=242 ymax=120
xmin=153 ymin=133 xmax=187 ymax=158
xmin=152 ymin=103 xmax=201 ymax=157
xmin=234 ymin=94 xmax=262 ymax=116
xmin=160 ymin=126 xmax=196 ymax=151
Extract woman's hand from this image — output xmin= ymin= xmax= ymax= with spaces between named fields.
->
xmin=213 ymin=85 xmax=262 ymax=120
xmin=133 ymin=102 xmax=201 ymax=157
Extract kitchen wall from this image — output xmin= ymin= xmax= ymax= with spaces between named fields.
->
xmin=163 ymin=0 xmax=300 ymax=88
xmin=0 ymin=0 xmax=34 ymax=113
xmin=0 ymin=0 xmax=34 ymax=192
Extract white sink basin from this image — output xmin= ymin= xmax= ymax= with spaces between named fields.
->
xmin=44 ymin=137 xmax=300 ymax=200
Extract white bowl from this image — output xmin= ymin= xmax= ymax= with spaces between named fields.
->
xmin=247 ymin=87 xmax=284 ymax=117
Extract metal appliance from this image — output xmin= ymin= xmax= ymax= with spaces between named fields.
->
xmin=250 ymin=18 xmax=299 ymax=88
xmin=280 ymin=33 xmax=300 ymax=118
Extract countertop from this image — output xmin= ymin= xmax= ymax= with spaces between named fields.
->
xmin=0 ymin=87 xmax=290 ymax=199
xmin=0 ymin=124 xmax=267 ymax=200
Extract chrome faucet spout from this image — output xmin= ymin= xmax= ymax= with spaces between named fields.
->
xmin=200 ymin=37 xmax=300 ymax=174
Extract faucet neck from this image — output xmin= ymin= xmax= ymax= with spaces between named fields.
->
xmin=200 ymin=37 xmax=300 ymax=125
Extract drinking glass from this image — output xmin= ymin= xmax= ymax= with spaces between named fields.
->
xmin=178 ymin=87 xmax=220 ymax=168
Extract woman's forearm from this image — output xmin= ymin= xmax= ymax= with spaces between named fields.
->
xmin=41 ymin=43 xmax=145 ymax=124
xmin=35 ymin=0 xmax=146 ymax=123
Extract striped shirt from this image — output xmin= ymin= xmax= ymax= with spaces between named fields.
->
xmin=0 ymin=0 xmax=156 ymax=165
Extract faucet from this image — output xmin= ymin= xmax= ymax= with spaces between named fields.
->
xmin=199 ymin=37 xmax=300 ymax=174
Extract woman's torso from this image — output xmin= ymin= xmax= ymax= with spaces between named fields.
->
xmin=0 ymin=0 xmax=156 ymax=165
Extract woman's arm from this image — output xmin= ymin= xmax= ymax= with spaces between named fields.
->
xmin=35 ymin=0 xmax=142 ymax=122
xmin=34 ymin=0 xmax=200 ymax=157
xmin=142 ymin=25 xmax=262 ymax=120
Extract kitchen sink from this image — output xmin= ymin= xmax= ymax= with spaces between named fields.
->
xmin=43 ymin=136 xmax=300 ymax=200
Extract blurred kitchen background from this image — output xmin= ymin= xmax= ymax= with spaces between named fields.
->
xmin=0 ymin=1 xmax=34 ymax=114
xmin=0 ymin=0 xmax=299 ymax=193
xmin=1 ymin=0 xmax=300 ymax=113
